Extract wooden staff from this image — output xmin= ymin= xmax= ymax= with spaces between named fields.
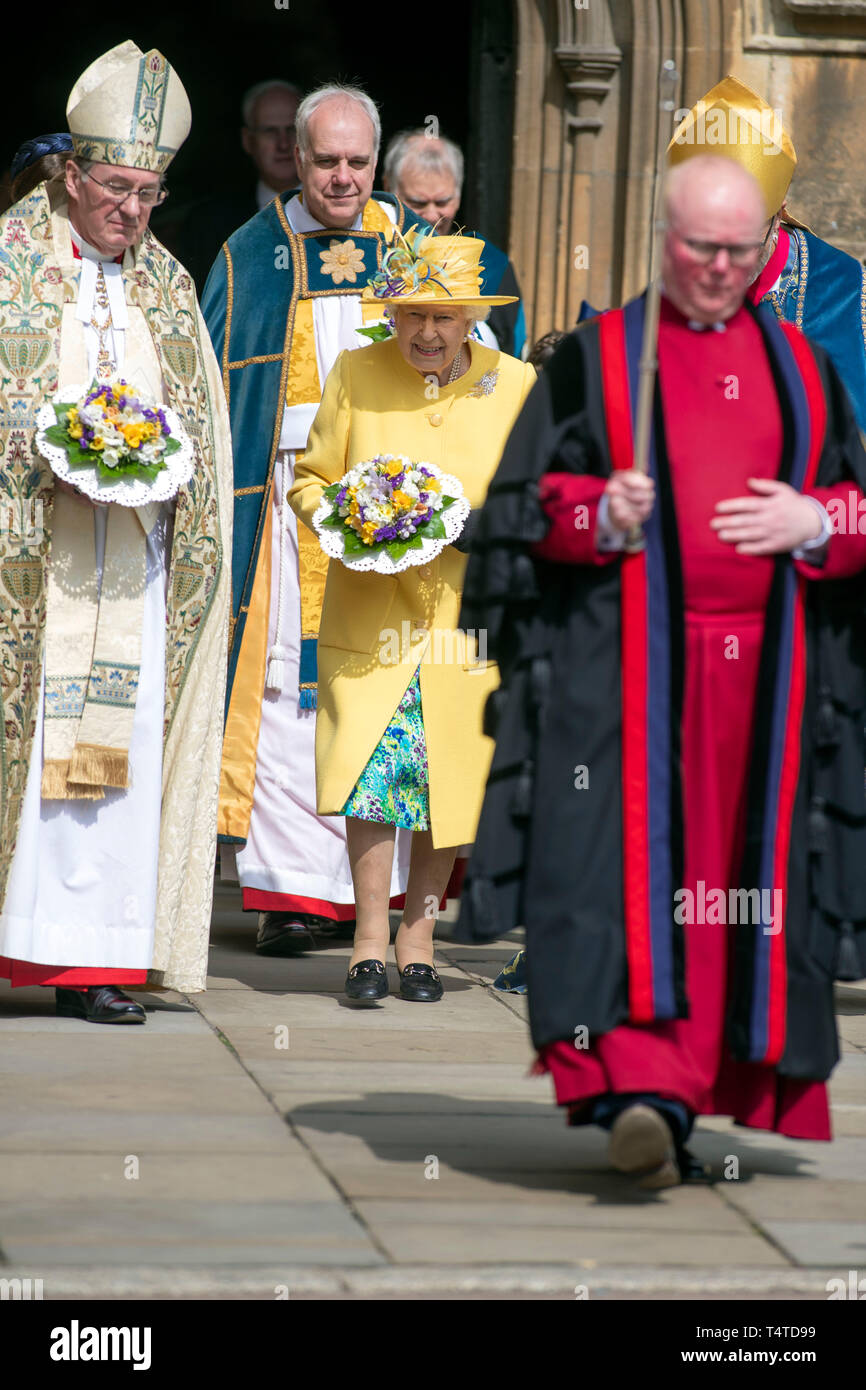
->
xmin=624 ymin=59 xmax=680 ymax=554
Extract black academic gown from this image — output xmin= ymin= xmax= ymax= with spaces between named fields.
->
xmin=457 ymin=295 xmax=866 ymax=1082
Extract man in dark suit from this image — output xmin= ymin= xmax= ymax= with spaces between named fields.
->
xmin=159 ymin=79 xmax=302 ymax=292
xmin=383 ymin=129 xmax=526 ymax=359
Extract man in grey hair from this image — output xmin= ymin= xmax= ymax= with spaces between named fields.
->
xmin=202 ymin=83 xmax=424 ymax=960
xmin=163 ymin=78 xmax=303 ymax=291
xmin=383 ymin=128 xmax=526 ymax=358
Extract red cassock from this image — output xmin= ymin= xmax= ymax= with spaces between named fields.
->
xmin=0 ymin=960 xmax=147 ymax=988
xmin=534 ymin=300 xmax=866 ymax=1140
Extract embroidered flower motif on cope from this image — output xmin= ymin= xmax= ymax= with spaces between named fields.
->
xmin=319 ymin=239 xmax=366 ymax=285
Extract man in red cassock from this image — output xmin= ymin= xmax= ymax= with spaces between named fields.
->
xmin=457 ymin=155 xmax=866 ymax=1188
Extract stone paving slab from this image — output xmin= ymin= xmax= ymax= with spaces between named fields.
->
xmin=198 ymin=978 xmax=514 ymax=1030
xmin=0 ymin=1200 xmax=383 ymax=1268
xmin=354 ymin=1192 xmax=746 ymax=1232
xmin=367 ymin=1221 xmax=787 ymax=1267
xmin=0 ymin=1106 xmax=299 ymax=1154
xmin=719 ymin=1176 xmax=866 ymax=1223
xmin=760 ymin=1220 xmax=866 ymax=1267
xmin=219 ymin=1024 xmax=533 ymax=1064
xmin=0 ymin=1152 xmax=338 ymax=1202
xmin=0 ymin=885 xmax=863 ymax=1292
xmin=250 ymin=1058 xmax=546 ymax=1102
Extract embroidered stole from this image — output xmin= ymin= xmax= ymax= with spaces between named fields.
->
xmin=287 ymin=200 xmax=395 ymax=706
xmin=0 ymin=184 xmax=220 ymax=832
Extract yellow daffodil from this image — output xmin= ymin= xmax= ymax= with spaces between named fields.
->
xmin=121 ymin=423 xmax=145 ymax=447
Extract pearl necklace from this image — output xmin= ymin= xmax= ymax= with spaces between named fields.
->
xmin=447 ymin=344 xmax=465 ymax=385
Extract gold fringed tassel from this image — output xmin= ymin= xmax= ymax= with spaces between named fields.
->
xmin=41 ymin=759 xmax=72 ymax=800
xmin=67 ymin=742 xmax=130 ymax=791
xmin=41 ymin=759 xmax=105 ymax=800
xmin=64 ymin=783 xmax=105 ymax=801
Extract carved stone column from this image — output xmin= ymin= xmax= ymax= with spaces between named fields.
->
xmin=510 ymin=0 xmax=866 ymax=345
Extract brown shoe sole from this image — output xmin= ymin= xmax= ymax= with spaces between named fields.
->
xmin=608 ymin=1104 xmax=681 ymax=1189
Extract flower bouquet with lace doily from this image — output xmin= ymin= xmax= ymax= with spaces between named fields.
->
xmin=312 ymin=454 xmax=470 ymax=574
xmin=36 ymin=379 xmax=195 ymax=507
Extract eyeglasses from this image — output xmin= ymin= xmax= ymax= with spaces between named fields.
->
xmin=82 ymin=170 xmax=168 ymax=207
xmin=679 ymin=235 xmax=764 ymax=266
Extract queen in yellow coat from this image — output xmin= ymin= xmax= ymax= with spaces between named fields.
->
xmin=289 ymin=233 xmax=535 ymax=1004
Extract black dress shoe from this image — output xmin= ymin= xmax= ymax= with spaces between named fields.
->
xmin=55 ymin=986 xmax=146 ymax=1024
xmin=398 ymin=962 xmax=443 ymax=1002
xmin=256 ymin=911 xmax=356 ymax=957
xmin=345 ymin=959 xmax=388 ymax=1003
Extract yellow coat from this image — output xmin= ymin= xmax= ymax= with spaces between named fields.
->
xmin=289 ymin=336 xmax=536 ymax=848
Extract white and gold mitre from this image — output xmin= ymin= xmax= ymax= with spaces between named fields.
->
xmin=66 ymin=40 xmax=191 ymax=174
xmin=667 ymin=75 xmax=797 ymax=216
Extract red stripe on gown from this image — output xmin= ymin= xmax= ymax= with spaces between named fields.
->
xmin=538 ymin=300 xmax=831 ymax=1141
xmin=0 ymin=957 xmax=147 ymax=988
xmin=747 ymin=226 xmax=790 ymax=305
xmin=241 ymin=891 xmax=358 ymax=920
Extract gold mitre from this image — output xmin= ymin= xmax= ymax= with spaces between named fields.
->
xmin=667 ymin=75 xmax=796 ymax=216
xmin=66 ymin=40 xmax=191 ymax=174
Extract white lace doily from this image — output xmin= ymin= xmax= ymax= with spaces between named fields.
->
xmin=313 ymin=471 xmax=470 ymax=574
xmin=35 ymin=386 xmax=195 ymax=507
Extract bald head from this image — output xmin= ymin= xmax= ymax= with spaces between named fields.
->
xmin=661 ymin=155 xmax=770 ymax=323
xmin=665 ymin=155 xmax=767 ymax=233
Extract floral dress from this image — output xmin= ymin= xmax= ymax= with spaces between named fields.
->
xmin=341 ymin=669 xmax=430 ymax=830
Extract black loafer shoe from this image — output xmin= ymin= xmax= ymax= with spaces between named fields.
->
xmin=55 ymin=986 xmax=146 ymax=1025
xmin=345 ymin=959 xmax=388 ymax=1003
xmin=256 ymin=912 xmax=357 ymax=956
xmin=398 ymin=962 xmax=444 ymax=1002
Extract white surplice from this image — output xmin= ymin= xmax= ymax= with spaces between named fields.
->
xmin=222 ymin=195 xmax=412 ymax=905
xmin=0 ymin=231 xmax=169 ymax=971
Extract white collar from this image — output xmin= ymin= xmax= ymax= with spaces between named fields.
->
xmin=69 ymin=221 xmax=119 ymax=264
xmin=70 ymin=222 xmax=129 ymax=330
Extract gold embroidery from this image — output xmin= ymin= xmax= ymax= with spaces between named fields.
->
xmin=794 ymin=230 xmax=808 ymax=331
xmin=234 ymin=485 xmax=266 ymax=496
xmin=228 ymin=353 xmax=283 ymax=368
xmin=285 ymin=297 xmax=320 ymax=406
xmin=221 ymin=242 xmax=234 ymax=408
